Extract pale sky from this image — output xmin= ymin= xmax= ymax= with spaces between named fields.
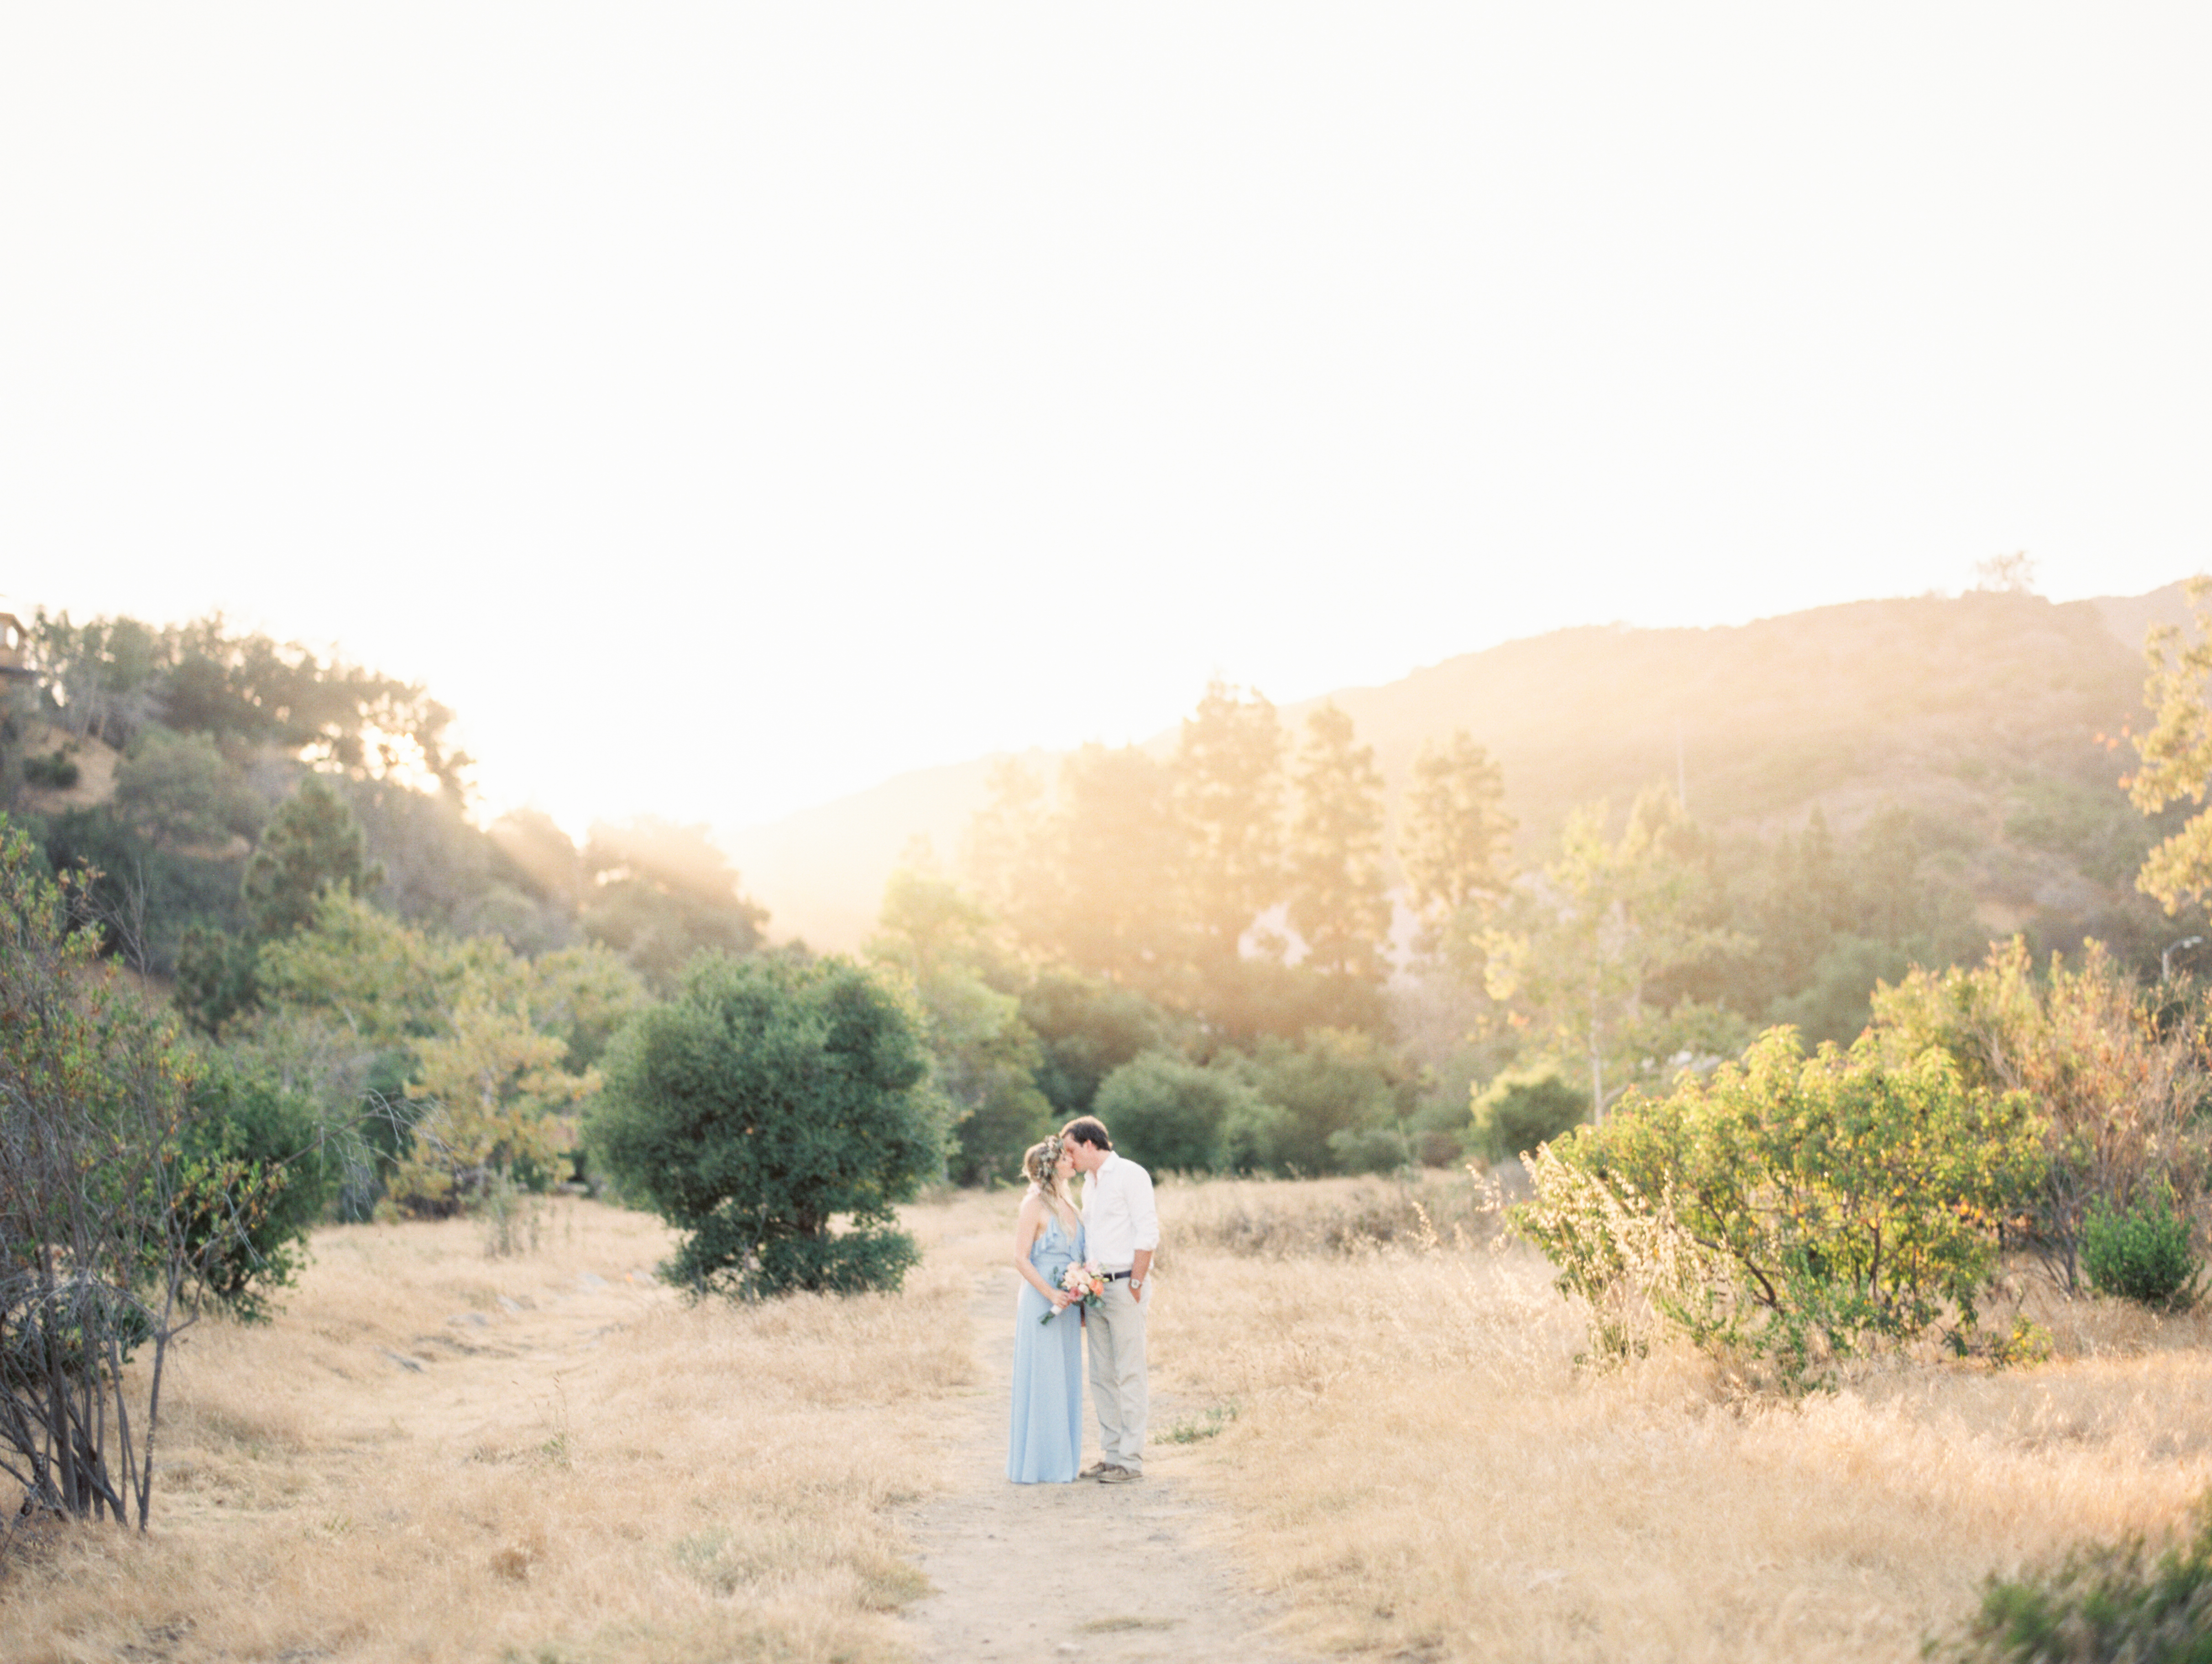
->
xmin=6 ymin=7 xmax=2208 ymax=835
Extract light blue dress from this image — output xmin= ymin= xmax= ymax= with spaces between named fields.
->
xmin=1008 ymin=1211 xmax=1085 ymax=1484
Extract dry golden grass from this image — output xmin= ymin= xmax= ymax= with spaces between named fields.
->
xmin=1145 ymin=1172 xmax=2212 ymax=1662
xmin=8 ymin=1174 xmax=2209 ymax=1664
xmin=0 ymin=1196 xmax=987 ymax=1664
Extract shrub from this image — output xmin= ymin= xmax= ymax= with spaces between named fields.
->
xmin=589 ymin=953 xmax=942 ymax=1298
xmin=1469 ymin=1069 xmax=1587 ymax=1161
xmin=1327 ymin=1123 xmax=1417 ymax=1175
xmin=1241 ymin=1028 xmax=1413 ymax=1175
xmin=23 ymin=749 xmax=79 ymax=790
xmin=947 ymin=1076 xmax=1053 ymax=1188
xmin=175 ymin=923 xmax=259 ymax=1036
xmin=1870 ymin=938 xmax=2212 ymax=1293
xmin=1019 ymin=969 xmax=1187 ymax=1119
xmin=1093 ymin=1051 xmax=1265 ymax=1174
xmin=0 ymin=820 xmax=297 ymax=1526
xmin=1220 ymin=1094 xmax=1295 ymax=1175
xmin=1514 ymin=1027 xmax=2046 ymax=1382
xmin=1938 ymin=1500 xmax=2212 ymax=1663
xmin=475 ymin=1171 xmax=542 ymax=1259
xmin=182 ymin=1055 xmax=342 ymax=1318
xmin=2082 ymin=1192 xmax=2202 ymax=1309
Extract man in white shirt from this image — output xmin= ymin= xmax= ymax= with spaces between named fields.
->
xmin=1062 ymin=1115 xmax=1158 ymax=1483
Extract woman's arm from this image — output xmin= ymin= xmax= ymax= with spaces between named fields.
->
xmin=1012 ymin=1194 xmax=1070 ymax=1308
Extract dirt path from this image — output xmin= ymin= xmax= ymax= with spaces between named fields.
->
xmin=897 ymin=1265 xmax=1301 ymax=1664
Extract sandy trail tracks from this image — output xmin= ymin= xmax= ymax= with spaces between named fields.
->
xmin=896 ymin=1267 xmax=1300 ymax=1664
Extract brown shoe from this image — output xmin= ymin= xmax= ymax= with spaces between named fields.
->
xmin=1096 ymin=1465 xmax=1142 ymax=1483
xmin=1079 ymin=1460 xmax=1114 ymax=1478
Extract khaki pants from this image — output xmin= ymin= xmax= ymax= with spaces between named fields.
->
xmin=1088 ymin=1278 xmax=1148 ymax=1472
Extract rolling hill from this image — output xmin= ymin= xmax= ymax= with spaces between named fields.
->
xmin=727 ymin=584 xmax=2196 ymax=952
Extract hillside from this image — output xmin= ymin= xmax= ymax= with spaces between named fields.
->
xmin=728 ymin=584 xmax=2195 ymax=951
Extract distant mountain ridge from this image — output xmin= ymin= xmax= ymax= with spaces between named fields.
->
xmin=727 ymin=584 xmax=2195 ymax=951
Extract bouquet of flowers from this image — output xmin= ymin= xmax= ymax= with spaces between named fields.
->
xmin=1041 ymin=1260 xmax=1108 ymax=1324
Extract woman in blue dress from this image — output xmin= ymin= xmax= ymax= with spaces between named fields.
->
xmin=1008 ymin=1135 xmax=1086 ymax=1484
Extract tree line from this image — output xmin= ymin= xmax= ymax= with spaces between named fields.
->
xmin=963 ymin=682 xmax=1513 ymax=1035
xmin=864 ymin=668 xmax=2191 ymax=1188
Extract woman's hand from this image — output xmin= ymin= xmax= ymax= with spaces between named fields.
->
xmin=1050 ymin=1291 xmax=1071 ymax=1313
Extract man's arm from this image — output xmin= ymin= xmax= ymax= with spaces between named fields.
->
xmin=1128 ymin=1165 xmax=1160 ymax=1299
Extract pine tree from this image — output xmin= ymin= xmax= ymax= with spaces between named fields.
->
xmin=1038 ymin=744 xmax=1186 ymax=989
xmin=1396 ymin=730 xmax=1514 ymax=953
xmin=241 ymin=776 xmax=381 ymax=939
xmin=1174 ymin=680 xmax=1286 ymax=973
xmin=1287 ymin=704 xmax=1391 ymax=981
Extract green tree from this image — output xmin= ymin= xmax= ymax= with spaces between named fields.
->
xmin=174 ymin=776 xmax=381 ymax=1033
xmin=2130 ymin=576 xmax=2212 ymax=913
xmin=489 ymin=808 xmax=585 ymax=907
xmin=1175 ymin=681 xmax=1286 ymax=976
xmin=1483 ymin=789 xmax=1736 ymax=1123
xmin=1239 ymin=1026 xmax=1412 ymax=1175
xmin=31 ymin=609 xmax=468 ymax=791
xmin=865 ymin=868 xmax=1051 ymax=1187
xmin=529 ymin=943 xmax=650 ymax=1071
xmin=867 ymin=866 xmax=1008 ymax=990
xmin=243 ymin=777 xmax=382 ymax=940
xmin=255 ymin=892 xmax=467 ymax=1046
xmin=0 ymin=822 xmax=303 ymax=1527
xmin=112 ymin=728 xmax=259 ymax=850
xmin=40 ymin=805 xmax=243 ymax=982
xmin=254 ymin=892 xmax=641 ymax=1210
xmin=1018 ymin=968 xmax=1186 ymax=1120
xmin=590 ymin=954 xmax=942 ymax=1296
xmin=29 ymin=612 xmax=164 ymax=746
xmin=1397 ymin=730 xmax=1514 ymax=955
xmin=174 ymin=923 xmax=261 ymax=1036
xmin=1287 ymin=704 xmax=1391 ymax=982
xmin=392 ymin=989 xmax=597 ymax=1212
xmin=1659 ymin=804 xmax=1986 ymax=1048
xmin=1092 ymin=1051 xmax=1264 ymax=1174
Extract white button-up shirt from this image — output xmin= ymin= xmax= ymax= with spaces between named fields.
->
xmin=1082 ymin=1152 xmax=1159 ymax=1272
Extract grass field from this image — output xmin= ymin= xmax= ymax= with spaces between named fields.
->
xmin=0 ymin=1198 xmax=984 ymax=1664
xmin=1146 ymin=1173 xmax=2212 ymax=1661
xmin=2 ymin=1175 xmax=2207 ymax=1662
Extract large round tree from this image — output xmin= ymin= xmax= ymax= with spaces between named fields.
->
xmin=591 ymin=952 xmax=943 ymax=1296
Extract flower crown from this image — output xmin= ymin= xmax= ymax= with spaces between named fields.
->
xmin=1025 ymin=1134 xmax=1065 ymax=1197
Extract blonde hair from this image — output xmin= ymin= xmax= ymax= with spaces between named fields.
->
xmin=1022 ymin=1135 xmax=1069 ymax=1205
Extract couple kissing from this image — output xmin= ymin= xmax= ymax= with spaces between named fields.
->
xmin=1007 ymin=1116 xmax=1158 ymax=1485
